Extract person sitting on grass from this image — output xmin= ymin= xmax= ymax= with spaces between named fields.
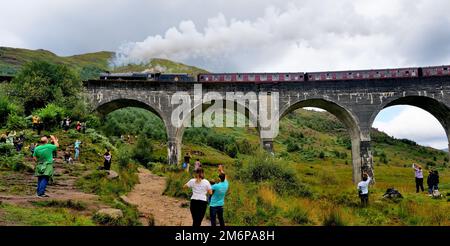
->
xmin=357 ymin=172 xmax=371 ymax=207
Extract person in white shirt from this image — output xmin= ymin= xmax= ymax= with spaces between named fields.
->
xmin=357 ymin=172 xmax=371 ymax=207
xmin=184 ymin=168 xmax=212 ymax=226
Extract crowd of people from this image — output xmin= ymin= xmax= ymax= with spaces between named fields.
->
xmin=0 ymin=131 xmax=25 ymax=152
xmin=358 ymin=162 xmax=442 ymax=207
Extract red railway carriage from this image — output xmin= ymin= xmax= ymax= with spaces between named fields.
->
xmin=306 ymin=68 xmax=419 ymax=81
xmin=197 ymin=73 xmax=305 ymax=83
xmin=422 ymin=65 xmax=450 ymax=77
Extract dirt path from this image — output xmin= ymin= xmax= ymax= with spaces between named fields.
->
xmin=0 ymin=153 xmax=105 ymax=211
xmin=122 ymin=168 xmax=209 ymax=226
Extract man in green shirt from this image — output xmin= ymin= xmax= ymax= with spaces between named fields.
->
xmin=33 ymin=135 xmax=59 ymax=197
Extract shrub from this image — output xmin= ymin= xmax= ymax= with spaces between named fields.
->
xmin=237 ymin=139 xmax=255 ymax=155
xmin=237 ymin=153 xmax=312 ymax=197
xmin=6 ymin=114 xmax=28 ymax=130
xmin=34 ymin=103 xmax=66 ymax=130
xmin=132 ymin=135 xmax=153 ymax=165
xmin=286 ymin=206 xmax=310 ymax=225
xmin=287 ymin=142 xmax=300 ymax=152
xmin=117 ymin=147 xmax=132 ymax=170
xmin=322 ymin=208 xmax=346 ymax=226
xmin=319 ymin=151 xmax=325 ymax=159
xmin=225 ymin=143 xmax=238 ymax=158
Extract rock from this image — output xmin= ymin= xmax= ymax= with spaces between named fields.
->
xmin=107 ymin=170 xmax=119 ymax=179
xmin=119 ymin=195 xmax=131 ymax=204
xmin=95 ymin=208 xmax=123 ymax=219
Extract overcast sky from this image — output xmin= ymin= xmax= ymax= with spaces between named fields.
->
xmin=1 ymin=0 xmax=449 ymax=149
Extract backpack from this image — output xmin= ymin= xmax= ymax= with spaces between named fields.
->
xmin=182 ymin=163 xmax=187 ymax=169
xmin=432 ymin=189 xmax=442 ymax=199
xmin=383 ymin=188 xmax=403 ymax=199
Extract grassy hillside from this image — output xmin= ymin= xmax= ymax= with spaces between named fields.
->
xmin=0 ymin=47 xmax=207 ymax=80
xmin=0 ymin=47 xmax=448 ymax=226
xmin=105 ymin=107 xmax=449 ymax=225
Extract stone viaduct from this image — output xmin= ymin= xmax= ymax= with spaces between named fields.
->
xmin=84 ymin=76 xmax=450 ymax=183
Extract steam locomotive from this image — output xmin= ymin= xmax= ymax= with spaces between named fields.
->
xmin=99 ymin=65 xmax=450 ymax=83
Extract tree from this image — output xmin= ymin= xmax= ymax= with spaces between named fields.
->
xmin=10 ymin=61 xmax=81 ymax=114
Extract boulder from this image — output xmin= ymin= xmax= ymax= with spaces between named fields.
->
xmin=107 ymin=170 xmax=119 ymax=179
xmin=95 ymin=208 xmax=123 ymax=220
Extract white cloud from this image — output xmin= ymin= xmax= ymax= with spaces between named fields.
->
xmin=373 ymin=107 xmax=448 ymax=149
xmin=111 ymin=0 xmax=450 ymax=72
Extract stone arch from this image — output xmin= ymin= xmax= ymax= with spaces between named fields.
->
xmin=369 ymin=95 xmax=450 ymax=160
xmin=174 ymin=99 xmax=260 ymax=160
xmin=280 ymin=98 xmax=363 ymax=183
xmin=94 ymin=98 xmax=175 ymax=163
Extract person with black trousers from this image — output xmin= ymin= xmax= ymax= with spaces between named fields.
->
xmin=184 ymin=168 xmax=212 ymax=226
xmin=412 ymin=163 xmax=424 ymax=193
xmin=103 ymin=149 xmax=112 ymax=170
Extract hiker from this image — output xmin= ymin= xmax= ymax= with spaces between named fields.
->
xmin=427 ymin=169 xmax=436 ymax=195
xmin=33 ymin=135 xmax=59 ymax=198
xmin=15 ymin=133 xmax=25 ymax=152
xmin=29 ymin=143 xmax=37 ymax=156
xmin=184 ymin=168 xmax=212 ymax=227
xmin=182 ymin=153 xmax=191 ymax=172
xmin=412 ymin=163 xmax=424 ymax=193
xmin=103 ymin=148 xmax=112 ymax=170
xmin=74 ymin=140 xmax=81 ymax=161
xmin=75 ymin=121 xmax=81 ymax=132
xmin=210 ymin=172 xmax=229 ymax=227
xmin=433 ymin=170 xmax=439 ymax=192
xmin=6 ymin=131 xmax=16 ymax=146
xmin=64 ymin=117 xmax=71 ymax=132
xmin=63 ymin=149 xmax=73 ymax=164
xmin=194 ymin=159 xmax=202 ymax=171
xmin=0 ymin=133 xmax=6 ymax=143
xmin=32 ymin=115 xmax=40 ymax=132
xmin=357 ymin=172 xmax=371 ymax=207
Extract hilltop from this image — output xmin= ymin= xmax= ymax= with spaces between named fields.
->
xmin=0 ymin=47 xmax=207 ymax=80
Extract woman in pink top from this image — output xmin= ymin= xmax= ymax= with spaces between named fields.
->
xmin=412 ymin=163 xmax=424 ymax=193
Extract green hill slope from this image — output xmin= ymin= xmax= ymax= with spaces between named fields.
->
xmin=0 ymin=47 xmax=207 ymax=80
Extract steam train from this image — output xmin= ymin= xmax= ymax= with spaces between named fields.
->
xmin=99 ymin=65 xmax=450 ymax=83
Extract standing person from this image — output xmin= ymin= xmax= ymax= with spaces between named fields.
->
xmin=15 ymin=132 xmax=25 ymax=152
xmin=64 ymin=117 xmax=71 ymax=132
xmin=0 ymin=133 xmax=6 ymax=143
xmin=32 ymin=115 xmax=39 ymax=132
xmin=426 ymin=169 xmax=437 ymax=195
xmin=183 ymin=168 xmax=212 ymax=227
xmin=412 ymin=163 xmax=424 ymax=193
xmin=210 ymin=173 xmax=229 ymax=227
xmin=74 ymin=140 xmax=81 ymax=161
xmin=75 ymin=121 xmax=81 ymax=132
xmin=182 ymin=152 xmax=191 ymax=172
xmin=357 ymin=172 xmax=371 ymax=207
xmin=194 ymin=159 xmax=202 ymax=171
xmin=29 ymin=143 xmax=36 ymax=156
xmin=6 ymin=131 xmax=16 ymax=146
xmin=103 ymin=148 xmax=112 ymax=170
xmin=433 ymin=170 xmax=439 ymax=191
xmin=33 ymin=135 xmax=59 ymax=198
